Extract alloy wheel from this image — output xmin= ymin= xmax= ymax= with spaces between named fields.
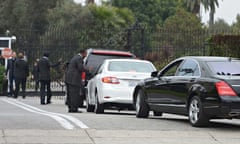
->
xmin=189 ymin=99 xmax=200 ymax=124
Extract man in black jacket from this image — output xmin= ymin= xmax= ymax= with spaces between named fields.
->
xmin=38 ymin=52 xmax=61 ymax=105
xmin=5 ymin=52 xmax=16 ymax=97
xmin=14 ymin=52 xmax=29 ymax=99
xmin=65 ymin=49 xmax=87 ymax=112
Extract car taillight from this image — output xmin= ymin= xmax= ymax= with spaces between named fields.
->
xmin=215 ymin=81 xmax=237 ymax=96
xmin=82 ymin=72 xmax=86 ymax=82
xmin=102 ymin=77 xmax=120 ymax=84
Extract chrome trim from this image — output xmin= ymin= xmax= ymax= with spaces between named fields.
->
xmin=152 ymin=103 xmax=186 ymax=108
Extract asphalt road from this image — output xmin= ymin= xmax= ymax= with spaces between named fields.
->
xmin=1 ymin=96 xmax=240 ymax=144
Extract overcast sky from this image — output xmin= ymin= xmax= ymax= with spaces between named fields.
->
xmin=74 ymin=0 xmax=240 ymax=25
xmin=200 ymin=0 xmax=239 ymax=25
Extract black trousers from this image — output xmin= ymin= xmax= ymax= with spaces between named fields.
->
xmin=8 ymin=76 xmax=15 ymax=97
xmin=15 ymin=78 xmax=27 ymax=98
xmin=35 ymin=80 xmax=39 ymax=91
xmin=40 ymin=80 xmax=52 ymax=104
xmin=68 ymin=84 xmax=81 ymax=110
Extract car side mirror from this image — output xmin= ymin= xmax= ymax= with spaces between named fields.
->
xmin=151 ymin=71 xmax=158 ymax=77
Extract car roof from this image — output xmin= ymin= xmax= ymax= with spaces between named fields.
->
xmin=180 ymin=56 xmax=239 ymax=62
xmin=104 ymin=59 xmax=152 ymax=63
xmin=88 ymin=49 xmax=135 ymax=57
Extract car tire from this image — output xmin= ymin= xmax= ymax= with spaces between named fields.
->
xmin=188 ymin=96 xmax=209 ymax=127
xmin=86 ymin=94 xmax=94 ymax=112
xmin=94 ymin=91 xmax=104 ymax=114
xmin=153 ymin=111 xmax=162 ymax=116
xmin=136 ymin=89 xmax=149 ymax=118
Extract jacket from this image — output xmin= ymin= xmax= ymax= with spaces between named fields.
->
xmin=14 ymin=59 xmax=29 ymax=79
xmin=65 ymin=54 xmax=84 ymax=86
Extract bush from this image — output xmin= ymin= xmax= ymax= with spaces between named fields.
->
xmin=0 ymin=65 xmax=5 ymax=94
xmin=208 ymin=35 xmax=240 ymax=57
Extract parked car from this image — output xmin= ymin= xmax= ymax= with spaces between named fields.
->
xmin=83 ymin=49 xmax=136 ymax=84
xmin=86 ymin=59 xmax=156 ymax=113
xmin=78 ymin=49 xmax=135 ymax=107
xmin=133 ymin=56 xmax=240 ymax=127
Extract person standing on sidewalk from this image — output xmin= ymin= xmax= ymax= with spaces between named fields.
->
xmin=38 ymin=52 xmax=61 ymax=105
xmin=14 ymin=52 xmax=29 ymax=99
xmin=5 ymin=52 xmax=16 ymax=97
xmin=65 ymin=49 xmax=87 ymax=113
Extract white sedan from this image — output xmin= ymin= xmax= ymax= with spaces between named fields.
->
xmin=86 ymin=59 xmax=156 ymax=113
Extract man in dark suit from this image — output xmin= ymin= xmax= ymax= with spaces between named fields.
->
xmin=14 ymin=52 xmax=29 ymax=98
xmin=38 ymin=52 xmax=61 ymax=105
xmin=65 ymin=49 xmax=87 ymax=112
xmin=5 ymin=52 xmax=16 ymax=97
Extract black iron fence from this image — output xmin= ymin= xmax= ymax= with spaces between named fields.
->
xmin=9 ymin=24 xmax=240 ymax=96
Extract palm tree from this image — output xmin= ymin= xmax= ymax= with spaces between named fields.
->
xmin=185 ymin=0 xmax=220 ymax=27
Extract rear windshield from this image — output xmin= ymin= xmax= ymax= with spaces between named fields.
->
xmin=85 ymin=54 xmax=133 ymax=74
xmin=108 ymin=61 xmax=154 ymax=73
xmin=207 ymin=61 xmax=240 ymax=75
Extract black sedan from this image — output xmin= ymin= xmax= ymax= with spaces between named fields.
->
xmin=133 ymin=56 xmax=240 ymax=127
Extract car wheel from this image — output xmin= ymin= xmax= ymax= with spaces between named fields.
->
xmin=94 ymin=91 xmax=104 ymax=114
xmin=86 ymin=94 xmax=94 ymax=112
xmin=153 ymin=111 xmax=162 ymax=116
xmin=189 ymin=96 xmax=209 ymax=127
xmin=136 ymin=89 xmax=149 ymax=118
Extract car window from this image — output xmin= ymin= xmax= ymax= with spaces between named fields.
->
xmin=161 ymin=60 xmax=183 ymax=76
xmin=108 ymin=61 xmax=155 ymax=73
xmin=176 ymin=59 xmax=200 ymax=76
xmin=85 ymin=54 xmax=134 ymax=74
xmin=207 ymin=60 xmax=240 ymax=75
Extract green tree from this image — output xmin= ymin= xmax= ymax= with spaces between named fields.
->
xmin=111 ymin=0 xmax=182 ymax=29
xmin=232 ymin=14 xmax=240 ymax=33
xmin=209 ymin=18 xmax=231 ymax=32
xmin=44 ymin=1 xmax=135 ymax=60
xmin=0 ymin=0 xmax=59 ymax=34
xmin=160 ymin=8 xmax=204 ymax=57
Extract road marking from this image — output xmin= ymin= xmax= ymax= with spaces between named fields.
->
xmin=12 ymin=99 xmax=89 ymax=129
xmin=2 ymin=98 xmax=89 ymax=129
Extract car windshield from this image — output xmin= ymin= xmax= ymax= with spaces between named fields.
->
xmin=207 ymin=61 xmax=240 ymax=75
xmin=85 ymin=54 xmax=134 ymax=74
xmin=108 ymin=61 xmax=155 ymax=73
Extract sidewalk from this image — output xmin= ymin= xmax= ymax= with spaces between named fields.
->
xmin=1 ymin=129 xmax=240 ymax=144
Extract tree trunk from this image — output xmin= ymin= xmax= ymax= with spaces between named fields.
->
xmin=209 ymin=10 xmax=214 ymax=27
xmin=192 ymin=3 xmax=201 ymax=17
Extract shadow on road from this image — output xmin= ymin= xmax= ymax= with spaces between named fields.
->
xmin=102 ymin=111 xmax=136 ymax=116
xmin=150 ymin=116 xmax=240 ymax=130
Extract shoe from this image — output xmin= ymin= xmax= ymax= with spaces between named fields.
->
xmin=46 ymin=101 xmax=51 ymax=104
xmin=68 ymin=109 xmax=81 ymax=113
xmin=41 ymin=103 xmax=46 ymax=105
xmin=22 ymin=96 xmax=26 ymax=99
